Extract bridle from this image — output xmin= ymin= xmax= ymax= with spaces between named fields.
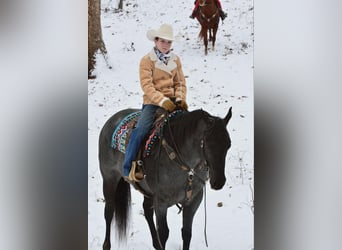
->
xmin=161 ymin=117 xmax=212 ymax=201
xmin=161 ymin=137 xmax=209 ymax=198
xmin=199 ymin=10 xmax=219 ymax=23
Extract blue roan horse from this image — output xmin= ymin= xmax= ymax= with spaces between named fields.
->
xmin=99 ymin=107 xmax=232 ymax=250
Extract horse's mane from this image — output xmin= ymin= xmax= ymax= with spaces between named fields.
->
xmin=164 ymin=109 xmax=209 ymax=144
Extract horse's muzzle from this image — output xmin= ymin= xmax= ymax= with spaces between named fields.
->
xmin=210 ymin=176 xmax=226 ymax=190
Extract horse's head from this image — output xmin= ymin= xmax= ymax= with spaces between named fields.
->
xmin=199 ymin=0 xmax=208 ymax=7
xmin=203 ymin=107 xmax=232 ymax=190
xmin=165 ymin=108 xmax=232 ymax=190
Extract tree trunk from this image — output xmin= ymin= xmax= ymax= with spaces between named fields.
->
xmin=88 ymin=0 xmax=107 ymax=79
xmin=118 ymin=0 xmax=124 ymax=10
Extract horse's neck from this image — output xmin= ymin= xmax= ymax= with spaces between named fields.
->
xmin=163 ymin=114 xmax=206 ymax=163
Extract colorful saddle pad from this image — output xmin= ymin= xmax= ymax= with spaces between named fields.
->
xmin=111 ymin=110 xmax=184 ymax=157
xmin=111 ymin=111 xmax=141 ymax=153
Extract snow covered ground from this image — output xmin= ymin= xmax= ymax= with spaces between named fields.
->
xmin=88 ymin=0 xmax=254 ymax=249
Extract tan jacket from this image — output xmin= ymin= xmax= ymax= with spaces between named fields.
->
xmin=139 ymin=49 xmax=187 ymax=106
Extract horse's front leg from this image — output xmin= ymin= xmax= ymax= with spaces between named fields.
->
xmin=143 ymin=197 xmax=162 ymax=250
xmin=182 ymin=189 xmax=203 ymax=250
xmin=212 ymin=26 xmax=218 ymax=51
xmin=209 ymin=28 xmax=213 ymax=42
xmin=204 ymin=31 xmax=208 ymax=55
xmin=155 ymin=204 xmax=169 ymax=249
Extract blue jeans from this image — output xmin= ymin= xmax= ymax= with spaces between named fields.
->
xmin=123 ymin=104 xmax=159 ymax=176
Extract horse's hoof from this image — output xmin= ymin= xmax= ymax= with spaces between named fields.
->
xmin=103 ymin=241 xmax=110 ymax=250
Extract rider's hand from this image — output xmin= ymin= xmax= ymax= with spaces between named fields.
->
xmin=161 ymin=99 xmax=176 ymax=112
xmin=176 ymin=100 xmax=188 ymax=111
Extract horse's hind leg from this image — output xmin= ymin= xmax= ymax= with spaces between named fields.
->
xmin=204 ymin=31 xmax=208 ymax=55
xmin=182 ymin=190 xmax=203 ymax=250
xmin=143 ymin=197 xmax=163 ymax=249
xmin=102 ymin=179 xmax=117 ymax=250
xmin=102 ymin=173 xmax=129 ymax=250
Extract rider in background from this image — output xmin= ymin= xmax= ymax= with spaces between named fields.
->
xmin=122 ymin=23 xmax=188 ymax=178
xmin=190 ymin=0 xmax=227 ymax=21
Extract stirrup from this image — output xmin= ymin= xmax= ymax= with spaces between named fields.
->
xmin=128 ymin=160 xmax=144 ymax=182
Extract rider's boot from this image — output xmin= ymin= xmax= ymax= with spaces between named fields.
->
xmin=219 ymin=9 xmax=227 ymax=21
xmin=189 ymin=8 xmax=199 ymax=19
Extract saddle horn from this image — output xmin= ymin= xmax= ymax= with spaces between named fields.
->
xmin=223 ymin=107 xmax=232 ymax=125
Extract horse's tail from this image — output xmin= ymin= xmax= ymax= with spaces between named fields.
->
xmin=113 ymin=178 xmax=131 ymax=241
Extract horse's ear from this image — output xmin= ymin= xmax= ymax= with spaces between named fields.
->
xmin=223 ymin=107 xmax=232 ymax=125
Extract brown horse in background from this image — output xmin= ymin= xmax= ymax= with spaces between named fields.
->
xmin=195 ymin=0 xmax=220 ymax=55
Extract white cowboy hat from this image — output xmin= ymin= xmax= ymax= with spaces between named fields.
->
xmin=146 ymin=24 xmax=174 ymax=41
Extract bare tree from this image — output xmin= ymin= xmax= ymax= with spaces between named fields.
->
xmin=88 ymin=0 xmax=107 ymax=79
